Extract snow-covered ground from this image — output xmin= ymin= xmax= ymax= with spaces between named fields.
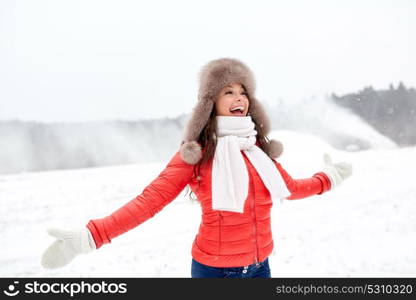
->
xmin=1 ymin=130 xmax=415 ymax=277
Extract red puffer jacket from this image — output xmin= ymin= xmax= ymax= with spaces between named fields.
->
xmin=87 ymin=150 xmax=331 ymax=268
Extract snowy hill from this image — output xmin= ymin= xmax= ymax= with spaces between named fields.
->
xmin=1 ymin=130 xmax=415 ymax=277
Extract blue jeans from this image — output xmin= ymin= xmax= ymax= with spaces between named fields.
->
xmin=191 ymin=257 xmax=271 ymax=278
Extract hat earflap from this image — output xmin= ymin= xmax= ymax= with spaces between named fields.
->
xmin=180 ymin=141 xmax=202 ymax=165
xmin=268 ymin=139 xmax=284 ymax=159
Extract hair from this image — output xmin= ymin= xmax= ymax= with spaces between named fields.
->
xmin=184 ymin=90 xmax=274 ymax=202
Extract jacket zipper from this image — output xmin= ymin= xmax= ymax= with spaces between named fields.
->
xmin=243 ymin=151 xmax=260 ymax=265
xmin=218 ymin=213 xmax=223 ymax=256
xmin=250 ymin=180 xmax=259 ymax=264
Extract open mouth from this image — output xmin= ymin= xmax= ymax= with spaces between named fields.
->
xmin=229 ymin=106 xmax=245 ymax=116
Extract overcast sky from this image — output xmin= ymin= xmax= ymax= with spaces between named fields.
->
xmin=0 ymin=0 xmax=415 ymax=122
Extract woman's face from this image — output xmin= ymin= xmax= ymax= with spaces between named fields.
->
xmin=214 ymin=83 xmax=249 ymax=117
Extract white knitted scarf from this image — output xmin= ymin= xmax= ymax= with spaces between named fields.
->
xmin=212 ymin=116 xmax=290 ymax=213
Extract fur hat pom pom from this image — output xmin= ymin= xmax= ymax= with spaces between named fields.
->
xmin=268 ymin=139 xmax=284 ymax=159
xmin=180 ymin=141 xmax=202 ymax=165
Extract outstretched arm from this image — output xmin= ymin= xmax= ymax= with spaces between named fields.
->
xmin=273 ymin=153 xmax=352 ymax=200
xmin=274 ymin=160 xmax=331 ymax=200
xmin=86 ymin=151 xmax=194 ymax=248
xmin=41 ymin=150 xmax=194 ymax=269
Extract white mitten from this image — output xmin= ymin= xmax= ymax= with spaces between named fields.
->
xmin=321 ymin=153 xmax=353 ymax=189
xmin=41 ymin=227 xmax=96 ymax=269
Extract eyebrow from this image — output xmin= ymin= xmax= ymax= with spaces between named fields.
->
xmin=225 ymin=85 xmax=246 ymax=91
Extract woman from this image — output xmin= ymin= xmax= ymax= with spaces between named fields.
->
xmin=41 ymin=58 xmax=352 ymax=278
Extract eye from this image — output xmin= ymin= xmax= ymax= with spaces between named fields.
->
xmin=241 ymin=91 xmax=248 ymax=95
xmin=225 ymin=91 xmax=232 ymax=94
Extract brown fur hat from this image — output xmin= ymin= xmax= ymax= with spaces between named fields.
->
xmin=180 ymin=58 xmax=283 ymax=164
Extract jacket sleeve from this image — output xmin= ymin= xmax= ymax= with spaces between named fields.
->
xmin=86 ymin=150 xmax=194 ymax=249
xmin=273 ymin=160 xmax=331 ymax=200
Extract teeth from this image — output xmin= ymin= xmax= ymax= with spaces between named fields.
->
xmin=230 ymin=106 xmax=244 ymax=112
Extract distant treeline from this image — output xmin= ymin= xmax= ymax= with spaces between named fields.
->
xmin=331 ymin=82 xmax=416 ymax=146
